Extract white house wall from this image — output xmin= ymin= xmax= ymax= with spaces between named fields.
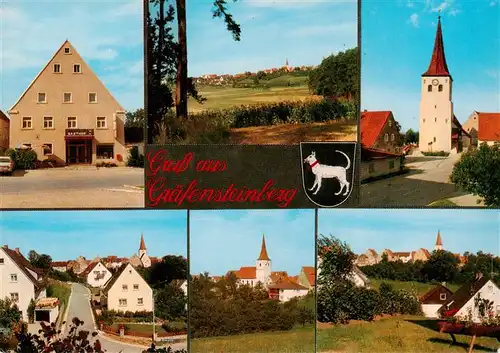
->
xmin=107 ymin=264 xmax=153 ymax=313
xmin=422 ymin=304 xmax=443 ymax=318
xmin=279 ymin=288 xmax=309 ymax=302
xmin=86 ymin=263 xmax=112 ymax=288
xmin=455 ymin=280 xmax=500 ymax=323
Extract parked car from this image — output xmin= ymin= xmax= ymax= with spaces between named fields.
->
xmin=0 ymin=156 xmax=14 ymax=175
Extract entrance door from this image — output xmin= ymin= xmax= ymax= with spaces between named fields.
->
xmin=66 ymin=140 xmax=92 ymax=164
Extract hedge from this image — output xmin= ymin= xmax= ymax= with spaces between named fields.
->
xmin=5 ymin=148 xmax=37 ymax=170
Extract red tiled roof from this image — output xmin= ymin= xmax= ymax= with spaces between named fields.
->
xmin=420 ymin=248 xmax=431 ymax=258
xmin=301 ymin=266 xmax=316 ymax=286
xmin=139 ymin=234 xmax=147 ymax=250
xmin=436 ymin=231 xmax=443 ymax=246
xmin=422 ymin=17 xmax=451 ymax=78
xmin=0 ymin=110 xmax=9 ymax=122
xmin=478 ymin=112 xmax=500 ymax=141
xmin=235 ymin=266 xmax=257 ymax=279
xmin=360 ymin=111 xmax=392 ymax=147
xmin=420 ymin=284 xmax=454 ymax=304
xmin=1 ymin=246 xmax=43 ymax=288
xmin=393 ymin=252 xmax=411 ymax=257
xmin=270 ymin=271 xmax=288 ymax=282
xmin=51 ymin=261 xmax=69 ymax=267
xmin=80 ymin=262 xmax=100 ymax=277
xmin=268 ymin=277 xmax=308 ymax=290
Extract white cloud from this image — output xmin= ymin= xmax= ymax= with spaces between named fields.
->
xmin=408 ymin=13 xmax=419 ymax=27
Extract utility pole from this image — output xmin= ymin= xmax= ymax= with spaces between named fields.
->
xmin=152 ymin=289 xmax=155 ymax=344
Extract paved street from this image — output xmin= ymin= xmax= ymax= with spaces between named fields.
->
xmin=65 ymin=283 xmax=187 ymax=353
xmin=0 ymin=167 xmax=144 ymax=208
xmin=360 ymin=153 xmax=478 ymax=207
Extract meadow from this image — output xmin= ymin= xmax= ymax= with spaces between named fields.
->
xmin=190 ymin=324 xmax=315 ymax=353
xmin=369 ymin=279 xmax=460 ymax=296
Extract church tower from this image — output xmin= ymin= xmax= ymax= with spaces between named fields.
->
xmin=435 ymin=230 xmax=443 ymax=251
xmin=419 ymin=16 xmax=454 ymax=153
xmin=138 ymin=233 xmax=151 ymax=268
xmin=256 ymin=234 xmax=271 ymax=285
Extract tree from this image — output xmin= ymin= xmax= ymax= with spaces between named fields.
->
xmin=28 ymin=251 xmax=52 ymax=271
xmin=0 ymin=298 xmax=21 ymax=331
xmin=125 ymin=109 xmax=146 ymax=128
xmin=146 ymin=255 xmax=187 ymax=287
xmin=154 ymin=283 xmax=186 ymax=320
xmin=317 ymin=234 xmax=357 ymax=285
xmin=147 ymin=0 xmax=241 ymax=142
xmin=450 ymin=143 xmax=500 ymax=207
xmin=308 ymin=48 xmax=359 ymax=100
xmin=404 ymin=129 xmax=418 ymax=144
xmin=422 ymin=250 xmax=459 ymax=283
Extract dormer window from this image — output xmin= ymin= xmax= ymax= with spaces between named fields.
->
xmin=53 ymin=64 xmax=61 ymax=73
xmin=73 ymin=64 xmax=81 ymax=73
xmin=64 ymin=47 xmax=71 ymax=54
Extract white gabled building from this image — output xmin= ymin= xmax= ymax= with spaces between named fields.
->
xmin=103 ymin=263 xmax=153 ymax=313
xmin=438 ymin=274 xmax=500 ymax=323
xmin=0 ymin=245 xmax=46 ymax=321
xmin=81 ymin=261 xmax=112 ymax=288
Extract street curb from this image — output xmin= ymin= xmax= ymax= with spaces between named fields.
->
xmin=60 ymin=283 xmax=73 ymax=336
xmin=98 ymin=332 xmax=187 ymax=350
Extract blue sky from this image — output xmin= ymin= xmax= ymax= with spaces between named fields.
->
xmin=362 ymin=0 xmax=500 ymax=131
xmin=186 ymin=0 xmax=357 ymax=76
xmin=0 ymin=0 xmax=144 ymax=113
xmin=0 ymin=210 xmax=187 ymax=261
xmin=190 ymin=210 xmax=315 ymax=276
xmin=319 ymin=209 xmax=499 ymax=256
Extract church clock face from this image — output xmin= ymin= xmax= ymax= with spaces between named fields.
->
xmin=432 ymin=79 xmax=439 ymax=86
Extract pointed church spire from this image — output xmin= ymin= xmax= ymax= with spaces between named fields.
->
xmin=422 ymin=16 xmax=452 ymax=79
xmin=258 ymin=234 xmax=270 ymax=261
xmin=436 ymin=230 xmax=443 ymax=246
xmin=285 ymin=58 xmax=289 ymax=66
xmin=139 ymin=233 xmax=146 ymax=251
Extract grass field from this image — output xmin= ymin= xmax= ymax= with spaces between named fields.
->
xmin=191 ymin=325 xmax=315 ymax=353
xmin=317 ymin=315 xmax=499 ymax=353
xmin=428 ymin=199 xmax=458 ymax=207
xmin=369 ymin=279 xmax=460 ymax=296
xmin=188 ymin=84 xmax=314 ymax=112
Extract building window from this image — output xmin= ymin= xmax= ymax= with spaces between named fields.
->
xmin=133 ymin=284 xmax=139 ymax=291
xmin=67 ymin=117 xmax=77 ymax=129
xmin=89 ymin=93 xmax=97 ymax=103
xmin=488 ymin=285 xmax=493 ymax=293
xmin=423 ymin=119 xmax=426 ymax=123
xmin=23 ymin=143 xmax=31 ymax=148
xmin=390 ymin=133 xmax=395 ymax=142
xmin=96 ymin=145 xmax=114 ymax=159
xmin=119 ymin=299 xmax=127 ymax=307
xmin=43 ymin=143 xmax=53 ymax=156
xmin=427 ymin=85 xmax=432 ymax=92
xmin=438 ymin=84 xmax=443 ymax=92
xmin=43 ymin=116 xmax=54 ymax=129
xmin=440 ymin=293 xmax=447 ymax=300
xmin=435 ymin=118 xmax=437 ymax=122
xmin=10 ymin=274 xmax=17 ymax=282
xmin=388 ymin=120 xmax=392 ymax=127
xmin=10 ymin=293 xmax=19 ymax=302
xmin=63 ymin=92 xmax=72 ymax=103
xmin=433 ymin=137 xmax=436 ymax=143
xmin=37 ymin=92 xmax=47 ymax=103
xmin=0 ymin=258 xmax=4 ymax=264
xmin=64 ymin=47 xmax=71 ymax=54
xmin=96 ymin=117 xmax=107 ymax=129
xmin=53 ymin=64 xmax=61 ymax=73
xmin=496 ymin=305 xmax=500 ymax=315
xmin=137 ymin=298 xmax=143 ymax=305
xmin=369 ymin=163 xmax=375 ymax=173
xmin=73 ymin=64 xmax=81 ymax=73
xmin=389 ymin=160 xmax=395 ymax=169
xmin=384 ymin=133 xmax=389 ymax=142
xmin=122 ymin=284 xmax=128 ymax=291
xmin=22 ymin=117 xmax=33 ymax=129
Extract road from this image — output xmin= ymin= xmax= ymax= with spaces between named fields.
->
xmin=0 ymin=167 xmax=144 ymax=208
xmin=64 ymin=283 xmax=187 ymax=353
xmin=360 ymin=153 xmax=474 ymax=207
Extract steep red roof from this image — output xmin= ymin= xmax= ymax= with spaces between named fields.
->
xmin=360 ymin=111 xmax=392 ymax=147
xmin=51 ymin=261 xmax=69 ymax=267
xmin=80 ymin=262 xmax=100 ymax=277
xmin=258 ymin=235 xmax=271 ymax=261
xmin=301 ymin=266 xmax=316 ymax=286
xmin=0 ymin=110 xmax=9 ymax=122
xmin=270 ymin=271 xmax=288 ymax=282
xmin=1 ymin=246 xmax=43 ymax=288
xmin=235 ymin=266 xmax=257 ymax=279
xmin=478 ymin=112 xmax=500 ymax=141
xmin=422 ymin=17 xmax=452 ymax=78
xmin=139 ymin=234 xmax=146 ymax=251
xmin=436 ymin=231 xmax=443 ymax=246
xmin=268 ymin=277 xmax=308 ymax=290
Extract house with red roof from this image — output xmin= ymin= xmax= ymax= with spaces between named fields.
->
xmin=420 ymin=284 xmax=454 ymax=318
xmin=477 ymin=112 xmax=500 ymax=146
xmin=81 ymin=261 xmax=112 ymax=288
xmin=360 ymin=111 xmax=403 ymax=154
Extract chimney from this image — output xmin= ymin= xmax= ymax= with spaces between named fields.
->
xmin=15 ymin=248 xmax=20 ymax=253
xmin=3 ymin=245 xmax=7 ymax=249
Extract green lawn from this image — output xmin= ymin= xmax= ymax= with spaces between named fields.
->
xmin=46 ymin=281 xmax=71 ymax=311
xmin=317 ymin=316 xmax=498 ymax=353
xmin=369 ymin=279 xmax=460 ymax=297
xmin=188 ymin=84 xmax=314 ymax=112
xmin=191 ymin=325 xmax=315 ymax=353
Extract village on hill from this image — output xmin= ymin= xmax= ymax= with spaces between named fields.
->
xmin=0 ymin=234 xmax=187 ymax=352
